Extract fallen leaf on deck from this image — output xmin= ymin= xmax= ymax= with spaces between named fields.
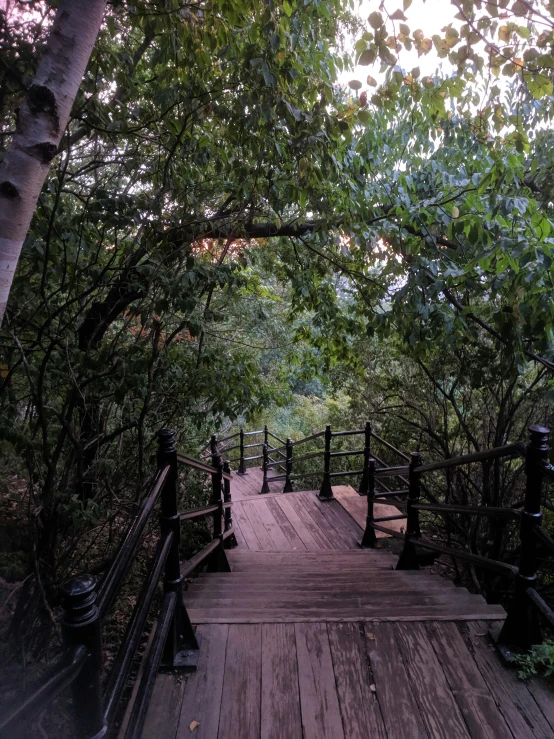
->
xmin=190 ymin=720 xmax=200 ymax=731
xmin=367 ymin=632 xmax=375 ymax=640
xmin=370 ymin=684 xmax=376 ymax=693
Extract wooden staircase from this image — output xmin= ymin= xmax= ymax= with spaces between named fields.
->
xmin=184 ymin=550 xmax=505 ymax=623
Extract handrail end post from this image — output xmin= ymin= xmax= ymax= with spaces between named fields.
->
xmin=396 ymin=451 xmax=422 ymax=570
xmin=238 ymin=429 xmax=247 ymax=475
xmin=223 ymin=460 xmax=238 ymax=548
xmin=60 ymin=575 xmax=106 ymax=737
xmin=283 ymin=438 xmax=294 ymax=493
xmin=360 ymin=459 xmax=377 ymax=548
xmin=260 ymin=444 xmax=270 ymax=494
xmin=318 ymin=424 xmax=335 ymax=500
xmin=498 ymin=424 xmax=549 ymax=652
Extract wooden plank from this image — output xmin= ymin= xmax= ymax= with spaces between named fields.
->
xmin=294 ymin=493 xmax=349 ymax=550
xmin=248 ymin=499 xmax=294 ymax=550
xmin=334 ymin=485 xmax=405 ymax=538
xmin=228 ymin=515 xmax=246 ymax=549
xmin=142 ymin=674 xmax=186 ymax=739
xmin=231 ymin=502 xmax=261 ymax=550
xmin=295 ymin=623 xmax=345 ymax=739
xmin=273 ymin=496 xmax=323 ymax=550
xmin=265 ymin=496 xmax=308 ymax=550
xmin=176 ymin=624 xmax=228 ymax=739
xmin=394 ymin=622 xmax=470 ymax=738
xmin=285 ymin=494 xmax=335 ymax=550
xmin=261 ymin=624 xmax=302 ymax=739
xmin=301 ymin=493 xmax=360 ymax=549
xmin=427 ymin=622 xmax=514 ymax=739
xmin=327 ymin=623 xmax=387 ymax=739
xmin=239 ymin=499 xmax=278 ymax=551
xmin=527 ymin=677 xmax=554 ymax=732
xmin=468 ymin=621 xmax=553 ymax=738
xmin=218 ymin=624 xmax=262 ymax=739
xmin=365 ymin=623 xmax=428 ymax=739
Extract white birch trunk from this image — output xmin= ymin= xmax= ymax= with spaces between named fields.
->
xmin=0 ymin=0 xmax=107 ymax=324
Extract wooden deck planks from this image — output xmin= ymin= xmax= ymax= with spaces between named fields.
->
xmin=427 ymin=621 xmax=514 ymax=739
xmin=218 ymin=624 xmax=262 ymax=739
xmin=247 ymin=498 xmax=294 ymax=550
xmin=295 ymin=623 xmax=345 ymax=739
xmin=176 ymin=624 xmax=228 ymax=739
xmin=394 ymin=622 xmax=471 ymax=738
xmin=231 ymin=501 xmax=262 ymax=550
xmin=264 ymin=496 xmax=309 ymax=550
xmin=272 ymin=496 xmax=323 ymax=550
xmin=261 ymin=624 xmax=302 ymax=739
xmin=327 ymin=623 xmax=387 ymax=739
xmin=467 ymin=621 xmax=553 ymax=739
xmin=285 ymin=494 xmax=336 ymax=549
xmin=300 ymin=493 xmax=360 ymax=549
xmin=365 ymin=622 xmax=428 ymax=739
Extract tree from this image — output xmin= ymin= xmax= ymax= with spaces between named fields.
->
xmin=0 ymin=0 xmax=107 ymax=324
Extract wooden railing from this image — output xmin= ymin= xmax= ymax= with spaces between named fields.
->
xmin=360 ymin=424 xmax=553 ymax=653
xmin=203 ymin=421 xmax=408 ymax=501
xmin=1 ymin=429 xmax=236 ymax=739
xmin=204 ymin=421 xmax=554 ymax=652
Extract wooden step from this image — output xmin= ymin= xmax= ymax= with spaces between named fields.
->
xmin=226 ymin=550 xmax=397 ymax=572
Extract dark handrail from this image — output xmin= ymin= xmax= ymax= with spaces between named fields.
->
xmin=526 ymin=588 xmax=554 ymax=629
xmin=243 ymin=429 xmax=264 ymax=436
xmin=329 ymin=448 xmax=364 ymax=458
xmin=332 ymin=428 xmax=364 ymax=437
xmin=217 ymin=431 xmax=240 ymax=444
xmin=177 ymin=452 xmax=232 ymax=480
xmin=124 ymin=591 xmax=177 ymax=739
xmin=0 ymin=646 xmax=87 ymax=736
xmin=179 ymin=503 xmax=219 ymax=521
xmin=374 ymin=465 xmax=410 ymax=479
xmin=294 ymin=430 xmax=326 ymax=446
xmin=103 ymin=531 xmax=174 ymax=723
xmin=181 ymin=539 xmax=220 ymax=578
xmin=370 ymin=431 xmax=411 ymax=462
xmin=411 ymin=502 xmax=520 ymax=518
xmin=98 ymin=464 xmax=169 ymax=618
xmin=416 ymin=443 xmax=521 ymax=474
xmin=268 ymin=431 xmax=286 ymax=445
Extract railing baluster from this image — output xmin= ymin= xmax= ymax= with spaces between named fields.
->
xmin=223 ymin=459 xmax=237 ymax=548
xmin=264 ymin=424 xmax=269 ymax=447
xmin=238 ymin=428 xmax=246 ymax=474
xmin=358 ymin=420 xmax=372 ymax=495
xmin=157 ymin=429 xmax=199 ymax=668
xmin=318 ymin=424 xmax=334 ymax=500
xmin=59 ymin=574 xmax=105 ymax=738
xmin=360 ymin=459 xmax=377 ymax=548
xmin=499 ymin=425 xmax=549 ymax=651
xmin=210 ymin=433 xmax=218 ymax=457
xmin=209 ymin=452 xmax=231 ymax=571
xmin=284 ymin=437 xmax=294 ymax=493
xmin=261 ymin=443 xmax=270 ymax=494
xmin=396 ymin=451 xmax=422 ymax=570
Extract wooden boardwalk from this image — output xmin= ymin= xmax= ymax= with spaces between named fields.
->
xmin=142 ymin=468 xmax=554 ymax=739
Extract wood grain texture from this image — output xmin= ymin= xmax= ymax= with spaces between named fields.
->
xmin=264 ymin=497 xmax=309 ymax=550
xmin=141 ymin=674 xmax=187 ymax=739
xmin=333 ymin=485 xmax=406 ymax=538
xmin=365 ymin=622 xmax=428 ymax=739
xmin=285 ymin=494 xmax=336 ymax=549
xmin=300 ymin=493 xmax=359 ymax=549
xmin=249 ymin=499 xmax=294 ymax=550
xmin=231 ymin=502 xmax=262 ymax=550
xmin=468 ymin=621 xmax=553 ymax=738
xmin=218 ymin=624 xmax=262 ymax=739
xmin=327 ymin=623 xmax=387 ymax=739
xmin=295 ymin=622 xmax=345 ymax=739
xmin=240 ymin=499 xmax=277 ymax=550
xmin=394 ymin=622 xmax=470 ymax=738
xmin=261 ymin=624 xmax=302 ymax=739
xmin=273 ymin=496 xmax=323 ymax=550
xmin=427 ymin=622 xmax=514 ymax=739
xmin=176 ymin=624 xmax=228 ymax=739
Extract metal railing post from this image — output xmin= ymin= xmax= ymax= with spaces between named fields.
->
xmin=499 ymin=425 xmax=549 ymax=651
xmin=209 ymin=452 xmax=231 ymax=571
xmin=360 ymin=459 xmax=377 ymax=548
xmin=261 ymin=443 xmax=270 ymax=494
xmin=223 ymin=460 xmax=237 ymax=548
xmin=59 ymin=574 xmax=106 ymax=738
xmin=358 ymin=420 xmax=372 ymax=495
xmin=318 ymin=424 xmax=334 ymax=500
xmin=157 ymin=428 xmax=199 ymax=669
xmin=264 ymin=424 xmax=269 ymax=447
xmin=210 ymin=433 xmax=218 ymax=457
xmin=238 ymin=428 xmax=246 ymax=474
xmin=284 ymin=438 xmax=294 ymax=493
xmin=396 ymin=451 xmax=422 ymax=570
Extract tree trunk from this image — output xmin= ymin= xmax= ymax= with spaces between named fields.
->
xmin=0 ymin=0 xmax=107 ymax=324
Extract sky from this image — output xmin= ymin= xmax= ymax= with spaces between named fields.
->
xmin=339 ymin=0 xmax=459 ymax=90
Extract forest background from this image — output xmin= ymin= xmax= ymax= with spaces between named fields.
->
xmin=1 ymin=0 xmax=554 ymax=666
